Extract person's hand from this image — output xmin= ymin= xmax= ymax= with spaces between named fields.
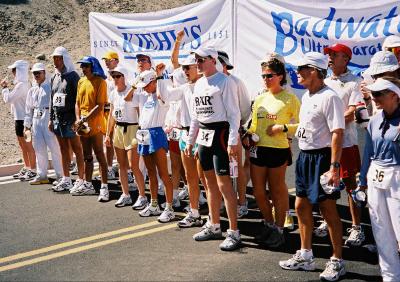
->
xmin=176 ymin=30 xmax=185 ymax=42
xmin=48 ymin=121 xmax=54 ymax=133
xmin=326 ymin=167 xmax=340 ymax=187
xmin=1 ymin=78 xmax=8 ymax=88
xmin=156 ymin=63 xmax=166 ymax=76
xmin=104 ymin=135 xmax=111 ymax=147
xmin=185 ymin=144 xmax=193 ymax=157
xmin=360 ymin=81 xmax=372 ymax=100
xmin=227 ymin=144 xmax=238 ymax=160
xmin=242 ymin=135 xmax=250 ymax=147
xmin=266 ymin=124 xmax=284 ymax=136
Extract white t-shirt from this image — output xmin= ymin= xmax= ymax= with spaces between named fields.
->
xmin=188 ymin=71 xmax=240 ymax=146
xmin=138 ymin=87 xmax=171 ymax=129
xmin=2 ymin=81 xmax=30 ymax=121
xmin=110 ymin=84 xmax=139 ymax=124
xmin=105 ymin=76 xmax=115 ymax=103
xmin=325 ymin=71 xmax=363 ymax=147
xmin=229 ymin=74 xmax=251 ymax=126
xmin=296 ymin=86 xmax=345 ymax=150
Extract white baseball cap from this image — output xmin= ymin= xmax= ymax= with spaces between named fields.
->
xmin=365 ymin=77 xmax=400 ymax=97
xmin=109 ymin=65 xmax=129 ymax=79
xmin=181 ymin=54 xmax=196 ymax=66
xmin=293 ymin=52 xmax=328 ymax=70
xmin=136 ymin=70 xmax=156 ymax=88
xmin=363 ymin=51 xmax=399 ymax=76
xmin=8 ymin=60 xmax=29 ymax=69
xmin=191 ymin=45 xmax=218 ymax=59
xmin=31 ymin=63 xmax=46 ymax=72
xmin=383 ymin=35 xmax=400 ymax=49
xmin=136 ymin=53 xmax=154 ymax=66
xmin=260 ymin=52 xmax=286 ymax=65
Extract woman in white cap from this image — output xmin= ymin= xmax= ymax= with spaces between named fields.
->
xmin=1 ymin=60 xmax=37 ymax=181
xmin=243 ymin=53 xmax=300 ymax=248
xmin=359 ymin=76 xmax=400 ymax=282
xmin=383 ymin=35 xmax=400 ymax=63
xmin=24 ymin=63 xmax=63 ymax=185
xmin=104 ymin=65 xmax=147 ymax=209
xmin=135 ymin=68 xmax=176 ymax=223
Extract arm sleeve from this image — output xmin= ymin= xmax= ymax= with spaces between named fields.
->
xmin=2 ymin=82 xmax=24 ymax=104
xmin=359 ymin=125 xmax=373 ymax=186
xmin=157 ymin=79 xmax=184 ymax=102
xmin=324 ymin=94 xmax=345 ymax=132
xmin=223 ymin=76 xmax=240 ymax=145
xmin=286 ymin=95 xmax=300 ymax=135
xmin=23 ymin=88 xmax=34 ymax=128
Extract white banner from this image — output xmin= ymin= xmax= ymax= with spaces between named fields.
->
xmin=89 ymin=0 xmax=233 ymax=79
xmin=89 ymin=0 xmax=400 ymax=97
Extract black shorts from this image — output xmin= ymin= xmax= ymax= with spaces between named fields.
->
xmin=197 ymin=122 xmax=230 ymax=176
xmin=15 ymin=120 xmax=24 ymax=137
xmin=250 ymin=146 xmax=292 ymax=168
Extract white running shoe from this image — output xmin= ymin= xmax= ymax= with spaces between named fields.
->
xmin=319 ymin=258 xmax=346 ymax=281
xmin=71 ymin=182 xmax=96 ymax=196
xmin=177 ymin=211 xmax=203 ymax=228
xmin=345 ymin=225 xmax=365 ymax=247
xmin=279 ymin=250 xmax=316 ymax=271
xmin=70 ymin=179 xmax=84 ymax=194
xmin=199 ymin=191 xmax=207 ymax=206
xmin=219 ymin=229 xmax=241 ymax=251
xmin=139 ymin=204 xmax=162 ymax=217
xmin=161 ymin=198 xmax=181 ymax=209
xmin=237 ymin=200 xmax=249 ymax=219
xmin=158 ymin=183 xmax=165 ymax=196
xmin=127 ymin=171 xmax=138 ymax=191
xmin=114 ymin=194 xmax=132 ymax=207
xmin=98 ymin=187 xmax=110 ymax=202
xmin=158 ymin=208 xmax=175 ymax=223
xmin=314 ymin=220 xmax=329 ymax=237
xmin=132 ymin=196 xmax=148 ymax=210
xmin=53 ymin=178 xmax=73 ymax=192
xmin=177 ymin=186 xmax=189 ymax=200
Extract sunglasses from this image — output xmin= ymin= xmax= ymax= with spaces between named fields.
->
xmin=137 ymin=58 xmax=150 ymax=63
xmin=371 ymin=90 xmax=389 ymax=98
xmin=111 ymin=74 xmax=123 ymax=79
xmin=104 ymin=59 xmax=117 ymax=63
xmin=33 ymin=71 xmax=42 ymax=76
xmin=297 ymin=65 xmax=314 ymax=72
xmin=195 ymin=57 xmax=211 ymax=64
xmin=261 ymin=73 xmax=278 ymax=79
xmin=182 ymin=65 xmax=195 ymax=71
xmin=80 ymin=63 xmax=91 ymax=68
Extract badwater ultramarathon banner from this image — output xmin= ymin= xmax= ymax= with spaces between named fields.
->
xmin=89 ymin=0 xmax=400 ymax=97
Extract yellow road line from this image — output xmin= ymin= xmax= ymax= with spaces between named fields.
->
xmin=0 ymin=221 xmax=160 ymax=265
xmin=0 ymin=223 xmax=176 ymax=273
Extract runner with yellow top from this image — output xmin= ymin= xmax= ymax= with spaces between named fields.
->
xmin=243 ymin=52 xmax=300 ymax=248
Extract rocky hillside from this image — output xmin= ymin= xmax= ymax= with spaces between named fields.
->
xmin=0 ymin=0 xmax=199 ymax=165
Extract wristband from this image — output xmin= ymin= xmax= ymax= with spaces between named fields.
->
xmin=156 ymin=76 xmax=164 ymax=80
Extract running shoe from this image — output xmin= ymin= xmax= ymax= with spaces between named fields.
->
xmin=177 ymin=186 xmax=189 ymax=200
xmin=71 ymin=182 xmax=96 ymax=196
xmin=70 ymin=162 xmax=78 ymax=175
xmin=262 ymin=226 xmax=285 ymax=248
xmin=314 ymin=220 xmax=329 ymax=237
xmin=158 ymin=208 xmax=175 ymax=223
xmin=279 ymin=250 xmax=316 ymax=271
xmin=115 ymin=194 xmax=132 ymax=207
xmin=70 ymin=179 xmax=84 ymax=194
xmin=139 ymin=204 xmax=162 ymax=217
xmin=319 ymin=258 xmax=346 ymax=281
xmin=219 ymin=229 xmax=241 ymax=251
xmin=237 ymin=200 xmax=249 ymax=219
xmin=199 ymin=191 xmax=207 ymax=206
xmin=161 ymin=198 xmax=181 ymax=209
xmin=158 ymin=183 xmax=165 ymax=196
xmin=53 ymin=178 xmax=73 ymax=192
xmin=13 ymin=167 xmax=28 ymax=179
xmin=177 ymin=211 xmax=203 ymax=228
xmin=132 ymin=196 xmax=148 ymax=210
xmin=29 ymin=176 xmax=50 ymax=185
xmin=22 ymin=170 xmax=37 ymax=181
xmin=193 ymin=225 xmax=223 ymax=241
xmin=98 ymin=186 xmax=110 ymax=202
xmin=345 ymin=225 xmax=365 ymax=247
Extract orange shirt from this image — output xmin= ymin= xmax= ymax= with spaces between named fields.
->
xmin=76 ymin=76 xmax=107 ymax=135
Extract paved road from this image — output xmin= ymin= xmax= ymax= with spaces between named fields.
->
xmin=0 ymin=132 xmax=382 ymax=281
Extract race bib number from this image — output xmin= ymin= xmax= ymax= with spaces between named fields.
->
xmin=168 ymin=128 xmax=180 ymax=141
xmin=113 ymin=108 xmax=124 ymax=122
xmin=53 ymin=93 xmax=66 ymax=107
xmin=367 ymin=162 xmax=396 ymax=190
xmin=33 ymin=109 xmax=43 ymax=118
xmin=196 ymin=128 xmax=215 ymax=147
xmin=136 ymin=129 xmax=150 ymax=145
xmin=249 ymin=146 xmax=257 ymax=158
xmin=295 ymin=124 xmax=313 ymax=143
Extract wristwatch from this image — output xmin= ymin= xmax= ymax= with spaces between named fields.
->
xmin=330 ymin=162 xmax=340 ymax=168
xmin=282 ymin=124 xmax=288 ymax=132
xmin=156 ymin=76 xmax=164 ymax=80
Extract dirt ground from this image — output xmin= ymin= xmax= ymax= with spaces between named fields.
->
xmin=0 ymin=0 xmax=199 ymax=165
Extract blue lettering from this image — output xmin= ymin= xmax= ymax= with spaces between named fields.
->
xmin=334 ymin=17 xmax=364 ymax=39
xmin=360 ymin=13 xmax=381 ymax=38
xmin=383 ymin=7 xmax=397 ymax=36
xmin=137 ymin=33 xmax=156 ymax=50
xmin=152 ymin=30 xmax=175 ymax=51
xmin=190 ymin=25 xmax=202 ymax=49
xmin=122 ymin=33 xmax=135 ymax=53
xmin=312 ymin=7 xmax=335 ymax=39
xmin=271 ymin=11 xmax=297 ymax=56
xmin=295 ymin=17 xmax=311 ymax=37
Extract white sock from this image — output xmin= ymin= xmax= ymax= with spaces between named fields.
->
xmin=211 ymin=223 xmax=221 ymax=231
xmin=300 ymin=249 xmax=313 ymax=259
xmin=191 ymin=208 xmax=200 ymax=217
xmin=63 ymin=176 xmax=71 ymax=182
xmin=108 ymin=166 xmax=112 ymax=171
xmin=101 ymin=183 xmax=108 ymax=189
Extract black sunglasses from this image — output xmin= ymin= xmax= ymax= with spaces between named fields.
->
xmin=112 ymin=74 xmax=123 ymax=79
xmin=371 ymin=90 xmax=387 ymax=98
xmin=137 ymin=58 xmax=150 ymax=63
xmin=80 ymin=63 xmax=91 ymax=68
xmin=261 ymin=73 xmax=277 ymax=79
xmin=182 ymin=65 xmax=195 ymax=71
xmin=195 ymin=57 xmax=211 ymax=64
xmin=297 ymin=65 xmax=314 ymax=72
xmin=33 ymin=71 xmax=42 ymax=76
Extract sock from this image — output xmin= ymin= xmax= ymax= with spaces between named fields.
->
xmin=166 ymin=203 xmax=173 ymax=210
xmin=101 ymin=183 xmax=108 ymax=189
xmin=300 ymin=249 xmax=313 ymax=259
xmin=151 ymin=199 xmax=158 ymax=207
xmin=127 ymin=169 xmax=132 ymax=173
xmin=191 ymin=208 xmax=200 ymax=217
xmin=108 ymin=166 xmax=112 ymax=171
xmin=63 ymin=176 xmax=71 ymax=182
xmin=331 ymin=256 xmax=342 ymax=262
xmin=228 ymin=229 xmax=240 ymax=238
xmin=211 ymin=223 xmax=221 ymax=231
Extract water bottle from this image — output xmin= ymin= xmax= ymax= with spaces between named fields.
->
xmin=320 ymin=174 xmax=346 ymax=194
xmin=351 ymin=184 xmax=367 ymax=208
xmin=251 ymin=133 xmax=260 ymax=143
xmin=230 ymin=159 xmax=238 ymax=178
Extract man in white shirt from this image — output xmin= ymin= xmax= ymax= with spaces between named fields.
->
xmin=279 ymin=52 xmax=346 ymax=282
xmin=185 ymin=45 xmax=241 ymax=251
xmin=323 ymin=44 xmax=365 ymax=247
